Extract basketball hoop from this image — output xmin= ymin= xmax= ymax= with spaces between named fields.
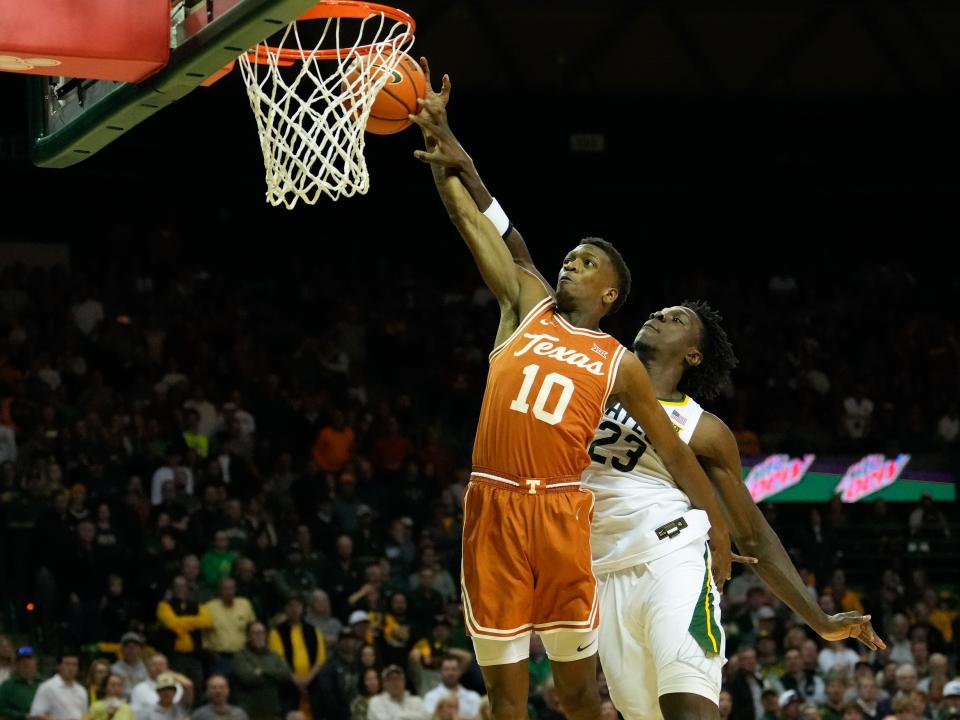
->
xmin=237 ymin=0 xmax=415 ymax=207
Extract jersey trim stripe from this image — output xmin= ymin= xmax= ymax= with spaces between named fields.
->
xmin=659 ymin=394 xmax=690 ymax=406
xmin=554 ymin=312 xmax=610 ymax=338
xmin=601 ymin=344 xmax=627 ymax=410
xmin=470 ymin=471 xmax=520 ymax=487
xmin=489 ymin=296 xmax=554 ymax=361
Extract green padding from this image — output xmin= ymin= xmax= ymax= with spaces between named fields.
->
xmin=31 ymin=0 xmax=318 ymax=168
xmin=740 ymin=470 xmax=956 ymax=503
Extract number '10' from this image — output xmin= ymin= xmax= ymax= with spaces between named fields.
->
xmin=509 ymin=363 xmax=575 ymax=425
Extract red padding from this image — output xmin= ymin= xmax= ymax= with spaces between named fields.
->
xmin=0 ymin=0 xmax=170 ymax=82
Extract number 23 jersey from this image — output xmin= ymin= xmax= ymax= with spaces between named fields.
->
xmin=472 ymin=297 xmax=627 ymax=485
xmin=583 ymin=394 xmax=712 ymax=574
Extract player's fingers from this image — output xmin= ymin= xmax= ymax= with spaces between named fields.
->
xmin=419 ymin=56 xmax=432 ymax=89
xmin=441 ymin=74 xmax=452 ymax=104
xmin=732 ymin=553 xmax=758 ymax=565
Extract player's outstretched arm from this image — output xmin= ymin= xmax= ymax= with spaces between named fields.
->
xmin=611 ymin=352 xmax=734 ymax=588
xmin=693 ymin=415 xmax=886 ymax=651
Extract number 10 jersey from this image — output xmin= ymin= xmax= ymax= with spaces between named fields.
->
xmin=583 ymin=394 xmax=712 ymax=575
xmin=471 ymin=296 xmax=627 ymax=488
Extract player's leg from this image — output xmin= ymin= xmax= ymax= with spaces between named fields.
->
xmin=595 ymin=567 xmax=661 ymax=720
xmin=462 ymin=482 xmax=536 ymax=720
xmin=547 ymin=649 xmax=602 ymax=720
xmin=533 ymin=489 xmax=603 ymax=720
xmin=645 ymin=541 xmax=725 ymax=720
xmin=471 ymin=638 xmax=531 ymax=720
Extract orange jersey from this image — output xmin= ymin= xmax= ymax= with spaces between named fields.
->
xmin=472 ymin=296 xmax=627 ymax=488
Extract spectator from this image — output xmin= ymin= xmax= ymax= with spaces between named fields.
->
xmin=204 ymin=577 xmax=256 ymax=677
xmin=233 ymin=558 xmax=266 ymax=619
xmin=407 ymin=569 xmax=444 ymax=635
xmin=822 ymin=673 xmax=850 ymax=720
xmin=782 ymin=648 xmax=826 ymax=705
xmin=349 ymin=668 xmax=380 ymax=720
xmin=0 ymin=646 xmax=40 ymax=720
xmin=818 ymin=640 xmax=861 ymax=677
xmin=856 ymin=675 xmax=880 ymax=720
xmin=780 ymin=690 xmax=802 ymax=720
xmin=87 ymin=675 xmax=134 ymax=720
xmin=232 ymin=622 xmax=293 ymax=720
xmin=86 ymin=660 xmax=112 ymax=706
xmin=408 ymin=547 xmax=456 ymax=603
xmin=728 ymin=648 xmax=764 ymax=720
xmin=888 ymin=615 xmax=914 ymax=665
xmin=939 ymin=682 xmax=960 ymax=720
xmin=311 ymin=410 xmax=355 ymax=473
xmin=138 ymin=673 xmax=192 ymax=720
xmin=268 ymin=596 xmax=325 ymax=718
xmin=720 ymin=690 xmax=734 ymax=720
xmin=920 ymin=654 xmax=949 ymax=694
xmin=840 ymin=704 xmax=867 ymax=720
xmin=201 ymin=532 xmax=238 ymax=590
xmin=430 ymin=694 xmax=460 ymax=720
xmin=129 ymin=655 xmax=187 ymax=717
xmin=328 ymin=535 xmax=363 ymax=619
xmin=182 ymin=410 xmax=209 ymax=460
xmin=826 ymin=571 xmax=866 ymax=615
xmin=841 ymin=386 xmax=874 ymax=441
xmin=156 ymin=575 xmax=212 ymax=691
xmin=305 ymin=590 xmax=343 ymax=648
xmin=368 ymin=666 xmax=428 ymax=720
xmin=150 ymin=452 xmax=194 ymax=507
xmin=408 ymin=623 xmax=468 ymax=699
xmin=381 ymin=593 xmax=416 ymax=669
xmin=334 ymin=472 xmax=362 ymax=537
xmin=422 ymin=657 xmax=481 ymax=720
xmin=317 ymin=627 xmax=362 ymax=720
xmin=111 ymin=633 xmax=148 ymax=699
xmin=190 ymin=676 xmax=249 ymax=720
xmin=759 ymin=689 xmax=779 ymax=720
xmin=28 ymin=651 xmax=87 ymax=720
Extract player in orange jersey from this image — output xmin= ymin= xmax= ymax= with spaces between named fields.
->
xmin=410 ymin=59 xmax=737 ymax=720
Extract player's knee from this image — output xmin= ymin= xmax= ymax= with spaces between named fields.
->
xmin=488 ymin=695 xmax=527 ymax=720
xmin=554 ymin=681 xmax=601 ymax=720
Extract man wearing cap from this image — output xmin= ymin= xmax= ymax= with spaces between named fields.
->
xmin=27 ymin=651 xmax=86 ymax=720
xmin=138 ymin=673 xmax=190 ymax=720
xmin=779 ymin=691 xmax=801 ymax=720
xmin=368 ymin=666 xmax=429 ymax=720
xmin=938 ymin=681 xmax=960 ymax=720
xmin=268 ymin=596 xmax=325 ymax=717
xmin=129 ymin=655 xmax=190 ymax=719
xmin=0 ymin=647 xmax=40 ymax=720
xmin=111 ymin=635 xmax=148 ymax=699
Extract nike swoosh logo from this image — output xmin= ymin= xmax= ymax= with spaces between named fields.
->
xmin=576 ymin=639 xmax=596 ymax=653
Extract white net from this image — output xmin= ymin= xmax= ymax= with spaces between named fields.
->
xmin=238 ymin=6 xmax=414 ymax=208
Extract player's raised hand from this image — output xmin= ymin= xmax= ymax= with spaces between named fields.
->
xmin=417 ymin=56 xmax=451 ymax=120
xmin=819 ymin=612 xmax=886 ymax=651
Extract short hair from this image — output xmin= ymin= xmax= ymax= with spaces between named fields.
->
xmin=57 ymin=649 xmax=80 ymax=664
xmin=580 ymin=237 xmax=631 ymax=314
xmin=678 ymin=300 xmax=738 ymax=401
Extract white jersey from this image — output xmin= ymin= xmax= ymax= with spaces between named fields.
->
xmin=584 ymin=395 xmax=711 ymax=574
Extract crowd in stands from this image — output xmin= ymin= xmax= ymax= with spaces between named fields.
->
xmin=0 ymin=245 xmax=957 ymax=720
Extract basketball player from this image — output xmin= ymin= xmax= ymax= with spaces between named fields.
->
xmin=410 ymin=60 xmax=733 ymax=720
xmin=409 ymin=62 xmax=884 ymax=720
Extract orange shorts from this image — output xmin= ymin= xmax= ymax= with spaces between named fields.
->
xmin=460 ymin=475 xmax=599 ymax=640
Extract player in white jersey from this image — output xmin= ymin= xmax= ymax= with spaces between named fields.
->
xmin=583 ymin=301 xmax=885 ymax=720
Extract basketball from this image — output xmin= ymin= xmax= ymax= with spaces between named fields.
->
xmin=343 ymin=51 xmax=426 ymax=135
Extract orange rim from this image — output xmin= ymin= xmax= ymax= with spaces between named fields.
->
xmin=246 ymin=0 xmax=415 ymax=64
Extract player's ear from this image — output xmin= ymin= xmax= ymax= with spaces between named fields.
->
xmin=603 ymin=286 xmax=619 ymax=309
xmin=685 ymin=347 xmax=703 ymax=368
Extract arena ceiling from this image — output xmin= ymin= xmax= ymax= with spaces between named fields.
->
xmin=405 ymin=0 xmax=960 ymax=95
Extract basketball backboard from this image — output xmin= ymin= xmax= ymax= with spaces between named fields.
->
xmin=28 ymin=0 xmax=318 ymax=168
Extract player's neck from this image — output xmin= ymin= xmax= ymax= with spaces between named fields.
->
xmin=639 ymin=354 xmax=685 ymax=400
xmin=558 ymin=308 xmax=602 ymax=331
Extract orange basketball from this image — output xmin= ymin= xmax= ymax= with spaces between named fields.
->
xmin=343 ymin=51 xmax=426 ymax=135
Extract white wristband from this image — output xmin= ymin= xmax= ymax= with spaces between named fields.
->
xmin=483 ymin=197 xmax=511 ymax=237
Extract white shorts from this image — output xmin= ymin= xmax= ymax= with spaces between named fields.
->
xmin=597 ymin=538 xmax=725 ymax=720
xmin=472 ymin=628 xmax=599 ymax=667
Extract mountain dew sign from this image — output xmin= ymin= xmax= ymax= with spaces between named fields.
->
xmin=836 ymin=454 xmax=911 ymax=503
xmin=744 ymin=454 xmax=817 ymax=502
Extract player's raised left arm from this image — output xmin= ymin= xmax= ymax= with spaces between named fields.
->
xmin=693 ymin=415 xmax=886 ymax=650
xmin=611 ymin=352 xmax=733 ymax=587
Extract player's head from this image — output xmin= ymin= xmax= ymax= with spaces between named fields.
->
xmin=633 ymin=299 xmax=737 ymax=400
xmin=555 ymin=238 xmax=631 ymax=317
